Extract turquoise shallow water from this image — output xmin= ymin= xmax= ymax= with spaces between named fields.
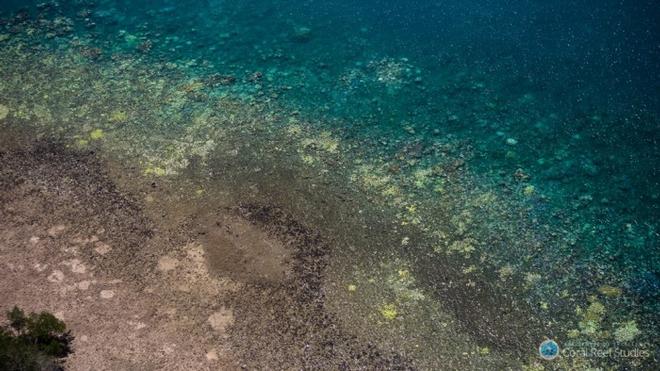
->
xmin=0 ymin=0 xmax=658 ymax=368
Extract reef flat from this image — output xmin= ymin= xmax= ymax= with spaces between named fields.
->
xmin=0 ymin=1 xmax=657 ymax=369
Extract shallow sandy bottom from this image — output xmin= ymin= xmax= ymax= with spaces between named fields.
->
xmin=0 ymin=142 xmax=242 ymax=370
xmin=0 ymin=137 xmax=423 ymax=369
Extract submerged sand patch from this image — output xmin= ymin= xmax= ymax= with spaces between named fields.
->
xmin=207 ymin=308 xmax=234 ymax=333
xmin=197 ymin=213 xmax=292 ymax=284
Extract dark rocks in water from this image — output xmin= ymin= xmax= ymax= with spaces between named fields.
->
xmin=137 ymin=39 xmax=153 ymax=53
xmin=226 ymin=203 xmax=415 ymax=369
xmin=205 ymin=73 xmax=236 ymax=86
xmin=79 ymin=46 xmax=102 ymax=60
xmin=626 ymin=271 xmax=660 ymax=302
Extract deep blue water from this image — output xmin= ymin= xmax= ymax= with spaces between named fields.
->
xmin=0 ymin=0 xmax=658 ymax=368
xmin=5 ymin=0 xmax=658 ymax=110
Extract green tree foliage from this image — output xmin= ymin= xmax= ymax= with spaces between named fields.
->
xmin=0 ymin=306 xmax=74 ymax=371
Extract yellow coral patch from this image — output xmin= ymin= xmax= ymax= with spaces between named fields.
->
xmin=412 ymin=168 xmax=433 ymax=188
xmin=301 ymin=154 xmax=316 ymax=165
xmin=473 ymin=192 xmax=496 ymax=207
xmin=381 ymin=185 xmax=400 ymax=197
xmin=567 ymin=329 xmax=580 ymax=338
xmin=354 ymin=165 xmax=391 ymax=189
xmin=379 ymin=304 xmax=398 ymax=320
xmin=109 ymin=110 xmax=128 ymax=123
xmin=478 ymin=346 xmax=490 ymax=355
xmin=0 ymin=104 xmax=9 ymax=120
xmin=584 ymin=301 xmax=605 ymax=322
xmin=578 ymin=300 xmax=606 ymax=336
xmin=89 ymin=129 xmax=105 ymax=140
xmin=498 ymin=265 xmax=514 ymax=280
xmin=598 ymin=285 xmax=622 ymax=297
xmin=614 ymin=320 xmax=641 ymax=342
xmin=287 ymin=124 xmax=302 ymax=135
xmin=524 ymin=273 xmax=542 ymax=287
xmin=318 ymin=131 xmax=339 ymax=153
xmin=144 ymin=166 xmax=167 ymax=176
xmin=447 ymin=238 xmax=477 ymax=257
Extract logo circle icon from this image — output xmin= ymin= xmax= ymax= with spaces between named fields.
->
xmin=539 ymin=339 xmax=560 ymax=360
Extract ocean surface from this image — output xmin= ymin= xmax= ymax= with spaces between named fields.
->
xmin=0 ymin=0 xmax=658 ymax=369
